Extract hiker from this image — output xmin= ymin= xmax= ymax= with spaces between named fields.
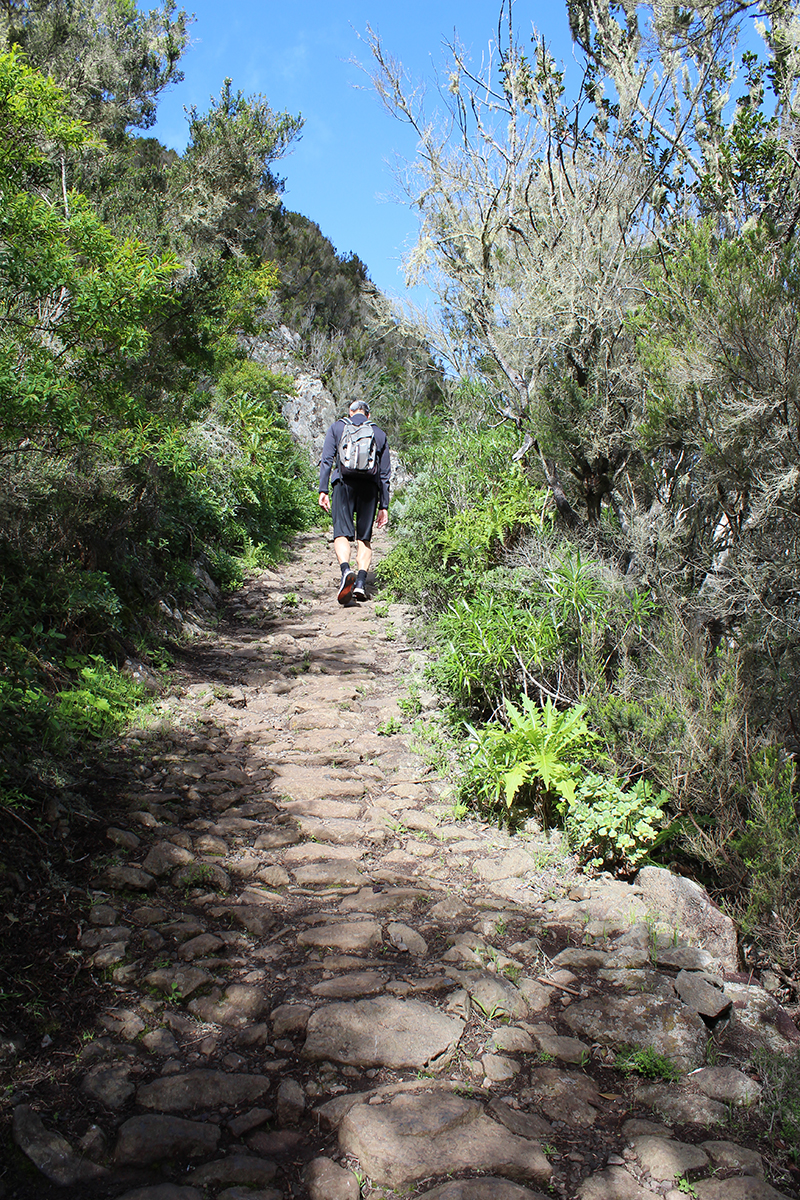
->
xmin=318 ymin=399 xmax=390 ymax=604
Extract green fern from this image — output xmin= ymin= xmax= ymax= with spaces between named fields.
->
xmin=465 ymin=695 xmax=596 ymax=814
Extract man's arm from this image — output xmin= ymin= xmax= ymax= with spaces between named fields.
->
xmin=318 ymin=420 xmax=340 ymax=496
xmin=377 ymin=430 xmax=391 ymax=510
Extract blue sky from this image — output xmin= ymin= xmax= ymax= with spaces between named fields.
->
xmin=149 ymin=2 xmax=576 ymax=300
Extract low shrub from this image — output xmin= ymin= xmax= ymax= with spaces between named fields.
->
xmin=462 ymin=695 xmax=596 ymax=822
xmin=376 ymin=419 xmax=549 ymax=607
xmin=53 ymin=657 xmax=146 ymax=743
xmin=614 ymin=1046 xmax=681 ymax=1082
xmin=563 ymin=773 xmax=670 ymax=874
xmin=431 ymin=593 xmax=556 ymax=718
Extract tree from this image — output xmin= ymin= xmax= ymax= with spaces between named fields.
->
xmin=567 ymin=0 xmax=800 ymax=234
xmin=0 ymin=49 xmax=180 ymax=447
xmin=365 ymin=6 xmax=659 ymax=521
xmin=167 ymin=80 xmax=303 ymax=260
xmin=365 ymin=0 xmax=800 ymax=543
xmin=0 ymin=0 xmax=190 ymax=140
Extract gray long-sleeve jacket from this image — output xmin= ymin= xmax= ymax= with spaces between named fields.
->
xmin=318 ymin=414 xmax=391 ymax=510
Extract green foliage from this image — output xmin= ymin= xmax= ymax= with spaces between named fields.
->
xmin=172 ymin=78 xmax=303 ymax=259
xmin=377 ymin=420 xmax=549 ymax=605
xmin=753 ymin=1043 xmax=800 ymax=1163
xmin=53 ymin=657 xmax=145 ymax=742
xmin=0 ymin=50 xmax=181 ymax=445
xmin=434 ymin=469 xmax=550 ymax=577
xmin=432 ymin=593 xmax=555 ymax=717
xmin=397 ymin=685 xmax=422 ymax=716
xmin=1 ymin=191 xmax=180 ymax=439
xmin=614 ymin=1046 xmax=681 ymax=1082
xmin=563 ymin=773 xmax=669 ymax=873
xmin=0 ymin=45 xmax=89 ymax=184
xmin=0 ymin=647 xmax=145 ymax=779
xmin=2 ymin=0 xmax=190 ymax=138
xmin=733 ymin=749 xmax=800 ymax=946
xmin=463 ymin=695 xmax=596 ymax=819
xmin=368 ymin=6 xmax=800 ymax=979
xmin=0 ymin=48 xmax=321 ymax=794
xmin=261 ymin=209 xmax=370 ymax=334
xmin=428 ymin=536 xmax=655 ymax=720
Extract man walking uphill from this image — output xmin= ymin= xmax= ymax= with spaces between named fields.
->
xmin=319 ymin=400 xmax=390 ymax=604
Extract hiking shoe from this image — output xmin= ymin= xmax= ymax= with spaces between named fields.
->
xmin=353 ymin=572 xmax=368 ymax=601
xmin=337 ymin=568 xmax=356 ymax=605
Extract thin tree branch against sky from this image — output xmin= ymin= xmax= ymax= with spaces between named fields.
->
xmin=143 ymin=1 xmax=575 ymax=300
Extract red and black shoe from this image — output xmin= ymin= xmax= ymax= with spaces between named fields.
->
xmin=337 ymin=568 xmax=356 ymax=605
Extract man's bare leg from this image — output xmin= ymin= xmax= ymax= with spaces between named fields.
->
xmin=355 ymin=539 xmax=372 ymax=573
xmin=333 ymin=536 xmax=351 ymax=568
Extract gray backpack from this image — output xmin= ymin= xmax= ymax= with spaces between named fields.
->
xmin=337 ymin=417 xmax=378 ymax=477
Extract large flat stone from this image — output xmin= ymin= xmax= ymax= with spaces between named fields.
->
xmin=297 ymin=921 xmax=382 ymax=953
xmin=137 ymin=1071 xmax=271 ymax=1112
xmin=187 ymin=1155 xmax=279 ymax=1187
xmin=270 ymin=766 xmax=365 ymax=800
xmin=293 ymin=862 xmax=368 ymax=887
xmin=563 ymin=993 xmax=708 ymax=1070
xmin=460 ymin=972 xmax=529 ymax=1020
xmin=310 ymin=971 xmax=387 ymax=999
xmin=113 ymin=1114 xmax=220 ymax=1165
xmin=629 ymin=1135 xmax=709 ymax=1181
xmin=528 ymin=1067 xmax=602 ymax=1126
xmin=339 ymin=887 xmax=428 ymax=912
xmin=295 ymin=816 xmax=366 ymax=843
xmin=284 ymin=798 xmax=363 ymax=819
xmin=724 ymin=982 xmax=800 ymax=1053
xmin=675 ymin=970 xmax=732 ymax=1020
xmin=303 ymin=997 xmax=464 ymax=1070
xmin=689 ymin=1066 xmax=762 ymax=1107
xmin=338 ymin=1091 xmax=552 ymax=1189
xmin=283 ymin=842 xmax=366 ymax=862
xmin=187 ymin=984 xmax=267 ymax=1027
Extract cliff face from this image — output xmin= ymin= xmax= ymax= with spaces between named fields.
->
xmin=245 ymin=326 xmax=336 ymax=466
xmin=244 ymin=325 xmax=411 ymax=492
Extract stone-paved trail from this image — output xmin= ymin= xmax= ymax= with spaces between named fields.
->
xmin=8 ymin=532 xmax=800 ymax=1200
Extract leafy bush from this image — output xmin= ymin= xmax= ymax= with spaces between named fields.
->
xmin=563 ymin=773 xmax=669 ymax=873
xmin=431 ymin=592 xmax=556 ymax=717
xmin=376 ymin=418 xmax=549 ymax=606
xmin=433 ymin=471 xmax=550 ymax=577
xmin=54 ymin=657 xmax=146 ymax=742
xmin=508 ymin=533 xmax=658 ymax=703
xmin=463 ymin=695 xmax=597 ymax=821
xmin=614 ymin=1046 xmax=681 ymax=1082
xmin=733 ymin=748 xmax=800 ymax=966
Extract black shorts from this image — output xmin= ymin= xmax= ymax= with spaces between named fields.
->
xmin=331 ymin=477 xmax=380 ymax=541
